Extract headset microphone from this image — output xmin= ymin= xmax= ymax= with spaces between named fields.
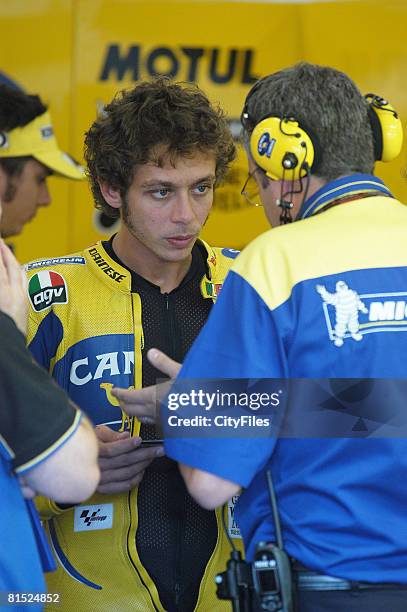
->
xmin=276 ymin=198 xmax=293 ymax=224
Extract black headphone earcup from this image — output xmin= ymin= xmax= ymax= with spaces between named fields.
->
xmin=367 ymin=105 xmax=383 ymax=161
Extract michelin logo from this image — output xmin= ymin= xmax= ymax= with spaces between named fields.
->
xmin=25 ymin=257 xmax=86 ymax=271
xmin=317 ymin=281 xmax=407 ymax=347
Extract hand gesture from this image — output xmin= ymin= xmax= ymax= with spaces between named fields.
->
xmin=96 ymin=424 xmax=164 ymax=494
xmin=112 ymin=349 xmax=181 ymax=424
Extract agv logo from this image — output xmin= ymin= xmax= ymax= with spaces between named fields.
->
xmin=28 ymin=270 xmax=68 ymax=312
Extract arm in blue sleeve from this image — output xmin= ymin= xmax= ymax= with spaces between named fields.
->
xmin=165 ymin=270 xmax=287 ymax=488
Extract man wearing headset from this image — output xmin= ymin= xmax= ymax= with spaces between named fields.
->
xmin=115 ymin=62 xmax=407 ymax=611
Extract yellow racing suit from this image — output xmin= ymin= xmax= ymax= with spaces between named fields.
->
xmin=26 ymin=239 xmax=243 ymax=611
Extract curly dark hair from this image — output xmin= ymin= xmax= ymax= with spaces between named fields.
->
xmin=84 ymin=78 xmax=236 ymax=218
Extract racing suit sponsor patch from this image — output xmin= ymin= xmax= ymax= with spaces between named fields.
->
xmin=74 ymin=504 xmax=113 ymax=532
xmin=227 ymin=495 xmax=242 ymax=539
xmin=25 ymin=257 xmax=86 ymax=271
xmin=28 ymin=270 xmax=68 ymax=312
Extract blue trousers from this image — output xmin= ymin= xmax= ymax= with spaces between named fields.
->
xmin=296 ymin=587 xmax=407 ymax=611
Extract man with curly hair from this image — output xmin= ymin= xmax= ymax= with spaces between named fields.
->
xmin=119 ymin=64 xmax=407 ymax=612
xmin=26 ymin=78 xmax=242 ymax=611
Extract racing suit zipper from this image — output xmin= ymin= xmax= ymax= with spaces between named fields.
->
xmin=164 ymin=292 xmax=184 ymax=608
xmin=164 ymin=294 xmax=177 ymax=358
xmin=174 ymin=581 xmax=181 ymax=607
xmin=174 ymin=522 xmax=184 ymax=606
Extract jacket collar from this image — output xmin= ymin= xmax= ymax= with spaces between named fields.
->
xmin=298 ymin=173 xmax=393 ymax=220
xmin=85 ymin=239 xmax=223 ymax=294
xmin=85 ymin=242 xmax=132 ymax=291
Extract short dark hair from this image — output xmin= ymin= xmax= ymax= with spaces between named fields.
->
xmin=84 ymin=78 xmax=236 ymax=218
xmin=0 ymin=85 xmax=48 ymax=182
xmin=242 ymin=62 xmax=375 ymax=181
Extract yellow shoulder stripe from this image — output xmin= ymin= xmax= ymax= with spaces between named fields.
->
xmin=232 ymin=197 xmax=407 ymax=311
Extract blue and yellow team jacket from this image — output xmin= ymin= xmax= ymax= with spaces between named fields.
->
xmin=166 ymin=175 xmax=407 ymax=583
xmin=26 ymin=239 xmax=242 ymax=612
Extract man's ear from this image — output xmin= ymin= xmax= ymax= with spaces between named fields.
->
xmin=99 ymin=181 xmax=122 ymax=210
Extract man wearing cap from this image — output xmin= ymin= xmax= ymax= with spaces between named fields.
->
xmin=0 ymin=89 xmax=99 ymax=604
xmin=0 ymin=85 xmax=83 ymax=239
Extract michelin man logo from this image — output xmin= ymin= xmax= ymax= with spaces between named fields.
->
xmin=316 ymin=281 xmax=368 ymax=347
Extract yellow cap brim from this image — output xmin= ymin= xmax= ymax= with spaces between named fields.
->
xmin=34 ymin=150 xmax=85 ymax=180
xmin=0 ymin=111 xmax=85 ymax=180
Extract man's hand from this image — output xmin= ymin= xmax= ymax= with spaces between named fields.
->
xmin=96 ymin=424 xmax=164 ymax=494
xmin=111 ymin=349 xmax=181 ymax=424
xmin=0 ymin=240 xmax=28 ymax=335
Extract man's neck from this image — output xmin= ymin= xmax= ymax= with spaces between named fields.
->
xmin=112 ymin=230 xmax=193 ymax=294
xmin=292 ymin=175 xmax=327 ymax=219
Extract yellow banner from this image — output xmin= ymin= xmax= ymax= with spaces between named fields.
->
xmin=1 ymin=0 xmax=406 ymax=260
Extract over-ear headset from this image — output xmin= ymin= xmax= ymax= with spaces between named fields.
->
xmin=249 ymin=116 xmax=319 ymax=181
xmin=365 ymin=94 xmax=403 ymax=162
xmin=241 ymin=81 xmax=403 ymax=182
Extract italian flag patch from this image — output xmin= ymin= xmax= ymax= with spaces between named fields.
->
xmin=28 ymin=270 xmax=68 ymax=312
xmin=200 ymin=278 xmax=223 ymax=300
